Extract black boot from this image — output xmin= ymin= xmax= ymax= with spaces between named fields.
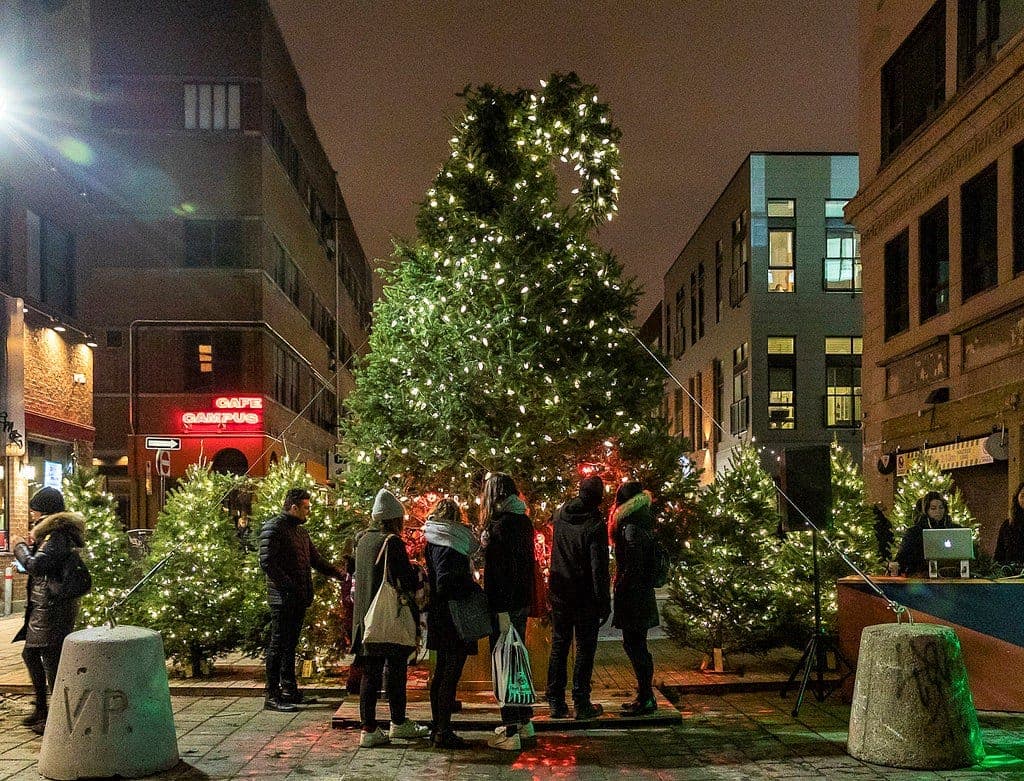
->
xmin=21 ymin=705 xmax=47 ymax=727
xmin=264 ymin=690 xmax=297 ymax=712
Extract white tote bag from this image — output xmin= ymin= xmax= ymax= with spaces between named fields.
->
xmin=490 ymin=625 xmax=537 ymax=707
xmin=363 ymin=535 xmax=417 ymax=648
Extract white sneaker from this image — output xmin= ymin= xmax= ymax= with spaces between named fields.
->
xmin=389 ymin=720 xmax=430 ymax=740
xmin=359 ymin=727 xmax=390 ymax=748
xmin=488 ymin=730 xmax=522 ymax=751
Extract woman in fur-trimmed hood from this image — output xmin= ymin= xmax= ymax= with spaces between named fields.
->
xmin=12 ymin=487 xmax=87 ymax=733
xmin=609 ymin=481 xmax=659 ymax=715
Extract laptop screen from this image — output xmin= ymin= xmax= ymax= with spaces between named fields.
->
xmin=922 ymin=527 xmax=975 ymax=560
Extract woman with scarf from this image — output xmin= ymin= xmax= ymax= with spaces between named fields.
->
xmin=423 ymin=498 xmax=479 ymax=749
xmin=610 ymin=481 xmax=659 ymax=716
xmin=481 ymin=473 xmax=535 ymax=751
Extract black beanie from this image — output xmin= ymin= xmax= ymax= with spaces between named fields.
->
xmin=579 ymin=476 xmax=604 ymax=507
xmin=29 ymin=486 xmax=65 ymax=516
xmin=614 ymin=481 xmax=643 ymax=506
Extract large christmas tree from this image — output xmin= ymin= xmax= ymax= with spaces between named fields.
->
xmin=341 ymin=73 xmax=671 ymax=507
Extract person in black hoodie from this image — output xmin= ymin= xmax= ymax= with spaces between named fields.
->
xmin=994 ymin=482 xmax=1024 ymax=567
xmin=259 ymin=488 xmax=346 ymax=712
xmin=610 ymin=481 xmax=660 ymax=716
xmin=545 ymin=475 xmax=609 ymax=720
xmin=423 ymin=498 xmax=479 ymax=749
xmin=481 ymin=472 xmax=535 ymax=751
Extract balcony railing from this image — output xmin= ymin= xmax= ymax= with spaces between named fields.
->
xmin=822 ymin=256 xmax=862 ymax=293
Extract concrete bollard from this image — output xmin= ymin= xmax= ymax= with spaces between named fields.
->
xmin=848 ymin=622 xmax=985 ymax=770
xmin=39 ymin=625 xmax=179 ymax=780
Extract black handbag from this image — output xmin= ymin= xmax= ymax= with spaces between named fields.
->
xmin=448 ymin=584 xmax=491 ymax=642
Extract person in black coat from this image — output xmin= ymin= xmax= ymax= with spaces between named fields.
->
xmin=895 ymin=492 xmax=958 ymax=576
xmin=12 ymin=487 xmax=86 ymax=734
xmin=423 ymin=498 xmax=479 ymax=749
xmin=259 ymin=487 xmax=345 ymax=711
xmin=351 ymin=488 xmax=430 ymax=748
xmin=481 ymin=473 xmax=535 ymax=751
xmin=610 ymin=481 xmax=660 ymax=716
xmin=545 ymin=475 xmax=610 ymax=720
xmin=994 ymin=482 xmax=1024 ymax=566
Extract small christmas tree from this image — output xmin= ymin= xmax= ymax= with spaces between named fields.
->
xmin=891 ymin=454 xmax=976 ymax=536
xmin=63 ymin=467 xmax=137 ymax=628
xmin=665 ymin=445 xmax=783 ymax=655
xmin=134 ymin=464 xmax=257 ymax=676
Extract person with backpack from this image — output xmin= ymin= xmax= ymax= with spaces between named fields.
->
xmin=351 ymin=488 xmax=430 ymax=748
xmin=12 ymin=487 xmax=88 ymax=735
xmin=546 ymin=475 xmax=609 ymax=721
xmin=609 ymin=481 xmax=661 ymax=717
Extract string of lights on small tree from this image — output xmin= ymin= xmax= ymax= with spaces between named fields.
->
xmin=891 ymin=454 xmax=976 ymax=536
xmin=63 ymin=466 xmax=137 ymax=628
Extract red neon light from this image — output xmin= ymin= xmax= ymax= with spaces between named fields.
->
xmin=180 ymin=396 xmax=264 ymax=430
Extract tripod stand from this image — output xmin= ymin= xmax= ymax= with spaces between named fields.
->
xmin=780 ymin=524 xmax=851 ymax=717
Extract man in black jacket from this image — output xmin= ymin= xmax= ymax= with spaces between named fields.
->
xmin=259 ymin=487 xmax=345 ymax=711
xmin=545 ymin=475 xmax=610 ymax=720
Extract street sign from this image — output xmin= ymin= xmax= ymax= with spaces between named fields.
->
xmin=155 ymin=449 xmax=172 ymax=478
xmin=145 ymin=437 xmax=181 ymax=451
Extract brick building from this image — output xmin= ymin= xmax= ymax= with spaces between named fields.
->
xmin=847 ymin=0 xmax=1024 ymax=548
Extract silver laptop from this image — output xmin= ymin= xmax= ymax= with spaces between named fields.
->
xmin=922 ymin=528 xmax=975 ymax=560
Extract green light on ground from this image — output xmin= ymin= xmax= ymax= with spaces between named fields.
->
xmin=57 ymin=135 xmax=94 ymax=165
xmin=977 ymin=752 xmax=1024 ymax=769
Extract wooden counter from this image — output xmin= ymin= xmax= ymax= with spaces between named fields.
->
xmin=837 ymin=576 xmax=1024 ymax=712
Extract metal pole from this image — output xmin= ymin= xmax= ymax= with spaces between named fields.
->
xmin=3 ymin=565 xmax=11 ymax=616
xmin=106 ymin=552 xmax=174 ymax=628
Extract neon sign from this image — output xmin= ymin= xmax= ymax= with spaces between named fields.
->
xmin=180 ymin=396 xmax=264 ymax=429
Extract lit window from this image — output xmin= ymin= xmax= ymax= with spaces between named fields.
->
xmin=768 ymin=199 xmax=795 ymax=218
xmin=768 ymin=229 xmax=795 ymax=292
xmin=198 ymin=344 xmax=213 ymax=373
xmin=185 ymin=83 xmax=241 ymax=131
xmin=768 ymin=336 xmax=795 ymax=354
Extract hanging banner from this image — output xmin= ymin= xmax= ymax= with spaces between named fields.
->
xmin=896 ymin=437 xmax=994 ymax=476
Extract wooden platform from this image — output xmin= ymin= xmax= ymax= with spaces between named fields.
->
xmin=331 ymin=686 xmax=681 ymax=731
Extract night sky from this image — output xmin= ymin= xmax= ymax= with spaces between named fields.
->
xmin=270 ymin=1 xmax=858 ymax=318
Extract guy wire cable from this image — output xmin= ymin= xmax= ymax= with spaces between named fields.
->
xmin=627 ymin=326 xmax=910 ymax=621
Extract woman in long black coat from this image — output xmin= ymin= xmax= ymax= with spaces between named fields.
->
xmin=610 ymin=481 xmax=659 ymax=716
xmin=423 ymin=499 xmax=479 ymax=749
xmin=12 ymin=487 xmax=86 ymax=734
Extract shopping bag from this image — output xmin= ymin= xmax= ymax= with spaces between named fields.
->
xmin=490 ymin=625 xmax=537 ymax=707
xmin=448 ymin=584 xmax=491 ymax=642
xmin=363 ymin=536 xmax=417 ymax=648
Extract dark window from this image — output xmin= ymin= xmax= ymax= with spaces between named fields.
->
xmin=310 ymin=385 xmax=337 ymax=434
xmin=184 ymin=220 xmax=246 ymax=268
xmin=714 ymin=241 xmax=723 ymax=324
xmin=697 ymin=262 xmax=705 ymax=338
xmin=1014 ymin=141 xmax=1024 ymax=275
xmin=273 ymin=344 xmax=300 ymax=412
xmin=40 ymin=219 xmax=75 ymax=315
xmin=881 ymin=1 xmax=946 ymax=160
xmin=958 ymin=0 xmax=1024 ymax=84
xmin=673 ymin=387 xmax=684 ymax=436
xmin=674 ymin=286 xmax=685 ymax=357
xmin=0 ymin=185 xmax=11 ymax=282
xmin=884 ymin=230 xmax=910 ymax=339
xmin=273 ymin=238 xmax=301 ymax=306
xmin=961 ymin=162 xmax=999 ymax=300
xmin=919 ymin=198 xmax=950 ymax=321
xmin=712 ymin=358 xmax=723 ymax=444
xmin=183 ymin=330 xmax=243 ymax=392
xmin=730 ymin=342 xmax=749 ymax=435
xmin=730 ymin=213 xmax=749 ymax=306
xmin=689 ymin=271 xmax=697 ymax=346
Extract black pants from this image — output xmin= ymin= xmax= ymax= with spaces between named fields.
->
xmin=430 ymin=648 xmax=468 ymax=734
xmin=621 ymin=628 xmax=654 ymax=701
xmin=489 ymin=607 xmax=534 ymax=731
xmin=545 ymin=609 xmax=600 ymax=707
xmin=359 ymin=651 xmax=409 ymax=731
xmin=23 ymin=645 xmax=61 ymax=708
xmin=265 ymin=602 xmax=307 ymax=695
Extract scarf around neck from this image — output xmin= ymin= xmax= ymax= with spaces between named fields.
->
xmin=423 ymin=519 xmax=479 ymax=557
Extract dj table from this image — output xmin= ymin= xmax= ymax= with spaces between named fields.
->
xmin=837 ymin=576 xmax=1024 ymax=711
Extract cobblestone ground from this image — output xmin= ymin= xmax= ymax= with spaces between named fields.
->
xmin=0 ymin=692 xmax=1022 ymax=780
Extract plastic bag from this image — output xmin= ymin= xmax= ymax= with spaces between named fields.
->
xmin=491 ymin=625 xmax=536 ymax=707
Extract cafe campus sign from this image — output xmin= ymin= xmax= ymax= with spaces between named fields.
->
xmin=180 ymin=396 xmax=263 ymax=430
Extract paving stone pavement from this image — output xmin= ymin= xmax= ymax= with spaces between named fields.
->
xmin=0 ymin=690 xmax=1022 ymax=780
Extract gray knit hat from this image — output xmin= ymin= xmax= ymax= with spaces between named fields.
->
xmin=371 ymin=488 xmax=404 ymax=522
